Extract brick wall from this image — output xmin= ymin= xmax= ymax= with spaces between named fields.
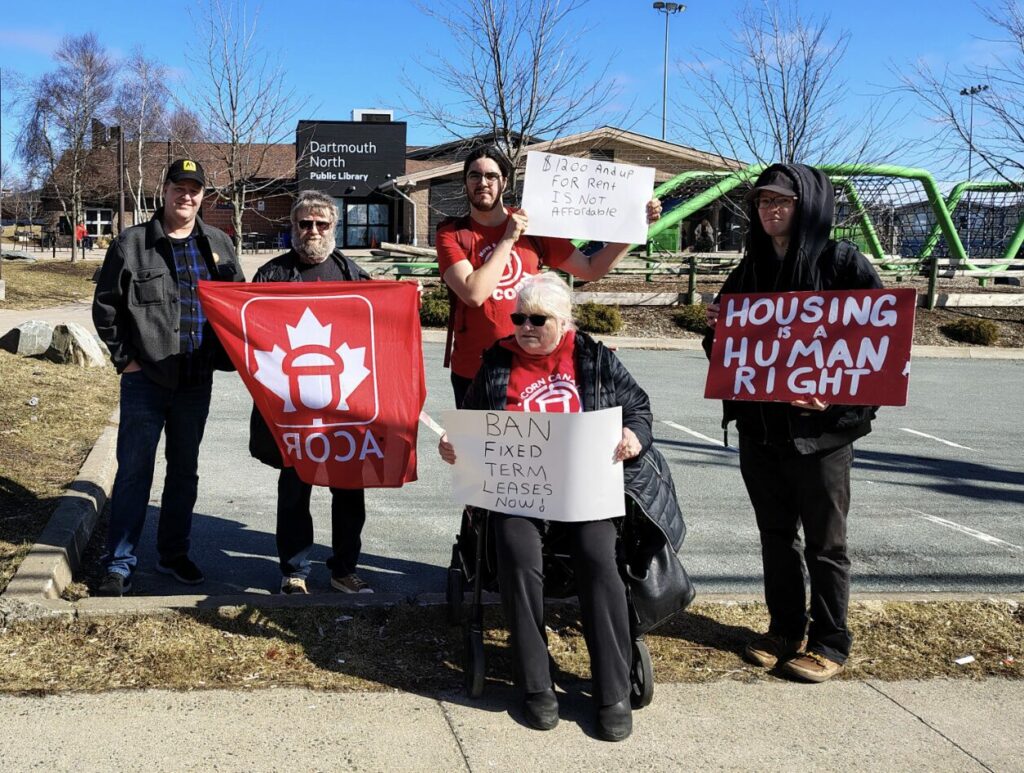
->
xmin=201 ymin=193 xmax=294 ymax=239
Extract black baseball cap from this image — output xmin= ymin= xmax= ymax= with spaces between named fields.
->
xmin=166 ymin=159 xmax=206 ymax=187
xmin=746 ymin=169 xmax=797 ymax=200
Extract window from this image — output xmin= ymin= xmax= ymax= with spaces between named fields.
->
xmin=85 ymin=208 xmax=113 ymax=236
xmin=589 ymin=148 xmax=614 ymax=162
xmin=344 ymin=202 xmax=389 ymax=247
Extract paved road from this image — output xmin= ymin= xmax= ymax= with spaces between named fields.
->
xmin=119 ymin=342 xmax=1024 ymax=598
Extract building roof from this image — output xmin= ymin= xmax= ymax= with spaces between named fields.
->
xmin=393 ymin=126 xmax=743 ymax=187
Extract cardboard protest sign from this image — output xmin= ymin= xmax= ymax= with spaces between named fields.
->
xmin=520 ymin=150 xmax=655 ymax=244
xmin=198 ymin=280 xmax=425 ymax=488
xmin=441 ymin=407 xmax=625 ymax=521
xmin=704 ymin=288 xmax=916 ymax=406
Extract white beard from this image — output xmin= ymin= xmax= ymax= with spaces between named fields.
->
xmin=295 ymin=228 xmax=337 ymax=263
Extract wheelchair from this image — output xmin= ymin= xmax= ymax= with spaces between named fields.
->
xmin=444 ymin=506 xmax=656 ymax=709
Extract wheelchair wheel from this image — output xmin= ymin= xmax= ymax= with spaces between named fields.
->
xmin=630 ymin=638 xmax=654 ymax=709
xmin=446 ymin=546 xmax=464 ymax=626
xmin=463 ymin=625 xmax=485 ymax=698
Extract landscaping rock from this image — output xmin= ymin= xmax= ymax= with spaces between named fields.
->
xmin=0 ymin=320 xmax=55 ymax=356
xmin=44 ymin=322 xmax=109 ymax=368
xmin=1 ymin=250 xmax=37 ymax=262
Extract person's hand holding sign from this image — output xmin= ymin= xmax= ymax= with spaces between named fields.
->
xmin=614 ymin=426 xmax=642 ymax=462
xmin=791 ymin=397 xmax=829 ymax=411
xmin=705 ymin=302 xmax=720 ymax=328
xmin=438 ymin=432 xmax=456 ymax=465
xmin=646 ymin=199 xmax=662 ymax=225
xmin=504 ymin=210 xmax=529 ymax=243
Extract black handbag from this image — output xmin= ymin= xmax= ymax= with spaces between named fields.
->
xmin=624 ymin=537 xmax=696 ymax=636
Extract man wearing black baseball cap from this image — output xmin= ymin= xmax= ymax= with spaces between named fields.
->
xmin=93 ymin=159 xmax=243 ymax=596
xmin=703 ymin=163 xmax=883 ymax=684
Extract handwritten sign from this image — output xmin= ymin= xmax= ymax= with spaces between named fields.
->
xmin=704 ymin=288 xmax=916 ymax=406
xmin=441 ymin=407 xmax=625 ymax=521
xmin=520 ymin=151 xmax=655 ymax=244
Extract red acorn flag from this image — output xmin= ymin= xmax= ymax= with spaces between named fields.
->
xmin=199 ymin=280 xmax=425 ymax=487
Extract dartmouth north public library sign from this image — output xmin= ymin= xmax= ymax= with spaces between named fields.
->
xmin=295 ymin=120 xmax=407 ymax=198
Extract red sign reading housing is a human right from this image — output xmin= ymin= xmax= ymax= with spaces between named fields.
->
xmin=704 ymin=288 xmax=916 ymax=406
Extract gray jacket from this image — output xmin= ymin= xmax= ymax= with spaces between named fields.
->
xmin=92 ymin=210 xmax=243 ymax=388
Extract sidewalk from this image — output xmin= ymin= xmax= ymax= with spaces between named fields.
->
xmin=0 ymin=681 xmax=1019 ymax=771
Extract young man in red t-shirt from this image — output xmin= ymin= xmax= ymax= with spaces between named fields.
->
xmin=436 ymin=145 xmax=660 ymax=404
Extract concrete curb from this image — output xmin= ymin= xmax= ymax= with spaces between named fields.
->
xmin=2 ymin=409 xmax=119 ymax=601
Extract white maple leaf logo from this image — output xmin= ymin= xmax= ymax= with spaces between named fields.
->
xmin=252 ymin=307 xmax=371 ymax=413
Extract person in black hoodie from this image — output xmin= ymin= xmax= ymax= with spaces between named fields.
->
xmin=248 ymin=190 xmax=374 ymax=596
xmin=703 ymin=163 xmax=882 ymax=683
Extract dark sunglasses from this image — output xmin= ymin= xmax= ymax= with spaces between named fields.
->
xmin=298 ymin=219 xmax=332 ymax=231
xmin=511 ymin=313 xmax=549 ymax=327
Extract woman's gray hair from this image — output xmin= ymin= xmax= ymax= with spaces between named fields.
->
xmin=516 ymin=272 xmax=576 ymax=331
xmin=291 ymin=190 xmax=338 ymax=225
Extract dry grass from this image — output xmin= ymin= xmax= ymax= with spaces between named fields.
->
xmin=0 ymin=600 xmax=1018 ymax=694
xmin=0 ymin=259 xmax=100 ymax=309
xmin=0 ymin=353 xmax=118 ymax=590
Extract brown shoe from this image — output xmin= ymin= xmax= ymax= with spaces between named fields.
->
xmin=782 ymin=651 xmax=844 ymax=683
xmin=744 ymin=633 xmax=805 ymax=668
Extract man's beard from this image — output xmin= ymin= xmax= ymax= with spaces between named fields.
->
xmin=469 ymin=188 xmax=504 ymax=212
xmin=295 ymin=227 xmax=336 ymax=263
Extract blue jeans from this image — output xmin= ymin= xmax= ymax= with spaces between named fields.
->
xmin=104 ymin=370 xmax=212 ymax=577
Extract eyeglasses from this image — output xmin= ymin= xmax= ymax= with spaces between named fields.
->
xmin=511 ymin=313 xmax=549 ymax=327
xmin=298 ymin=219 xmax=333 ymax=231
xmin=756 ymin=197 xmax=797 ymax=211
xmin=466 ymin=171 xmax=503 ymax=185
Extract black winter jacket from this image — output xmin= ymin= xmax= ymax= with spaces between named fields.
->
xmin=92 ymin=210 xmax=242 ymax=388
xmin=702 ymin=163 xmax=883 ymax=453
xmin=464 ymin=330 xmax=686 ymax=552
xmin=247 ymin=249 xmax=372 ymax=468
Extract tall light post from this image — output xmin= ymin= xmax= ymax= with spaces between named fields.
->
xmin=959 ymin=83 xmax=988 ymax=257
xmin=652 ymin=2 xmax=685 ymax=141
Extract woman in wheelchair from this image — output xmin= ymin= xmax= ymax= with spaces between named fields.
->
xmin=439 ymin=272 xmax=686 ymax=742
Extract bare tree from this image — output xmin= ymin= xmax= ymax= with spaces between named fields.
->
xmin=17 ymin=33 xmax=117 ymax=262
xmin=113 ymin=48 xmax=170 ymax=222
xmin=167 ymin=106 xmax=206 ymax=148
xmin=184 ymin=0 xmax=304 ymax=253
xmin=897 ymin=0 xmax=1024 ymax=181
xmin=680 ymin=0 xmax=898 ymax=167
xmin=403 ymin=0 xmax=617 ymax=184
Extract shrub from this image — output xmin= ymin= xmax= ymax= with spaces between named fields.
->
xmin=673 ymin=303 xmax=708 ymax=333
xmin=419 ymin=286 xmax=450 ymax=328
xmin=575 ymin=302 xmax=622 ymax=334
xmin=940 ymin=317 xmax=1000 ymax=346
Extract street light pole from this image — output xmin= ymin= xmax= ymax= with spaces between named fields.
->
xmin=959 ymin=83 xmax=989 ymax=258
xmin=652 ymin=2 xmax=685 ymax=141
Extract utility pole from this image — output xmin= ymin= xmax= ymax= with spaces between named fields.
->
xmin=652 ymin=2 xmax=685 ymax=141
xmin=959 ymin=83 xmax=989 ymax=259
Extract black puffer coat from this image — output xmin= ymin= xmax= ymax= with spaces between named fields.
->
xmin=702 ymin=163 xmax=884 ymax=453
xmin=464 ymin=330 xmax=686 ymax=552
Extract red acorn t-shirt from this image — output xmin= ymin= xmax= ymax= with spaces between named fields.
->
xmin=436 ymin=210 xmax=575 ymax=379
xmin=500 ymin=330 xmax=581 ymax=413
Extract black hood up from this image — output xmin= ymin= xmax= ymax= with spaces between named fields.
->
xmin=740 ymin=163 xmax=835 ymax=292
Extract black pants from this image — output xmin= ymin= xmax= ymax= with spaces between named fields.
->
xmin=493 ymin=514 xmax=631 ymax=706
xmin=739 ymin=436 xmax=854 ymax=663
xmin=451 ymin=372 xmax=473 ymax=408
xmin=276 ymin=466 xmax=366 ymax=580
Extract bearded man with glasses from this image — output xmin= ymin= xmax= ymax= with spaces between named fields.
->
xmin=248 ymin=190 xmax=376 ymax=596
xmin=703 ymin=164 xmax=884 ymax=683
xmin=435 ymin=145 xmax=662 ymax=406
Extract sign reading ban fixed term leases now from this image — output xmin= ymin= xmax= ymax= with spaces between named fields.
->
xmin=520 ymin=151 xmax=655 ymax=245
xmin=441 ymin=407 xmax=625 ymax=522
xmin=704 ymin=288 xmax=917 ymax=406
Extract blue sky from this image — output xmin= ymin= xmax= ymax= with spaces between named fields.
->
xmin=0 ymin=0 xmax=1003 ymax=178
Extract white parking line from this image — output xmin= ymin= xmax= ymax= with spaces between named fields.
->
xmin=661 ymin=420 xmax=737 ymax=452
xmin=904 ymin=508 xmax=1023 ymax=555
xmin=898 ymin=428 xmax=975 ymax=451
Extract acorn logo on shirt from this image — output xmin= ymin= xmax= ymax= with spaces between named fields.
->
xmin=479 ymin=242 xmax=526 ymax=301
xmin=521 ymin=375 xmax=581 ymax=413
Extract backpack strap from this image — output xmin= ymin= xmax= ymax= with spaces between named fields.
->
xmin=439 ymin=215 xmax=473 ymax=369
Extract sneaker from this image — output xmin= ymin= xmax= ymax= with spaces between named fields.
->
xmin=782 ymin=651 xmax=845 ymax=683
xmin=96 ymin=572 xmax=131 ymax=597
xmin=330 ymin=573 xmax=373 ymax=594
xmin=156 ymin=555 xmax=205 ymax=585
xmin=744 ymin=632 xmax=806 ymax=668
xmin=280 ymin=576 xmax=309 ymax=595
